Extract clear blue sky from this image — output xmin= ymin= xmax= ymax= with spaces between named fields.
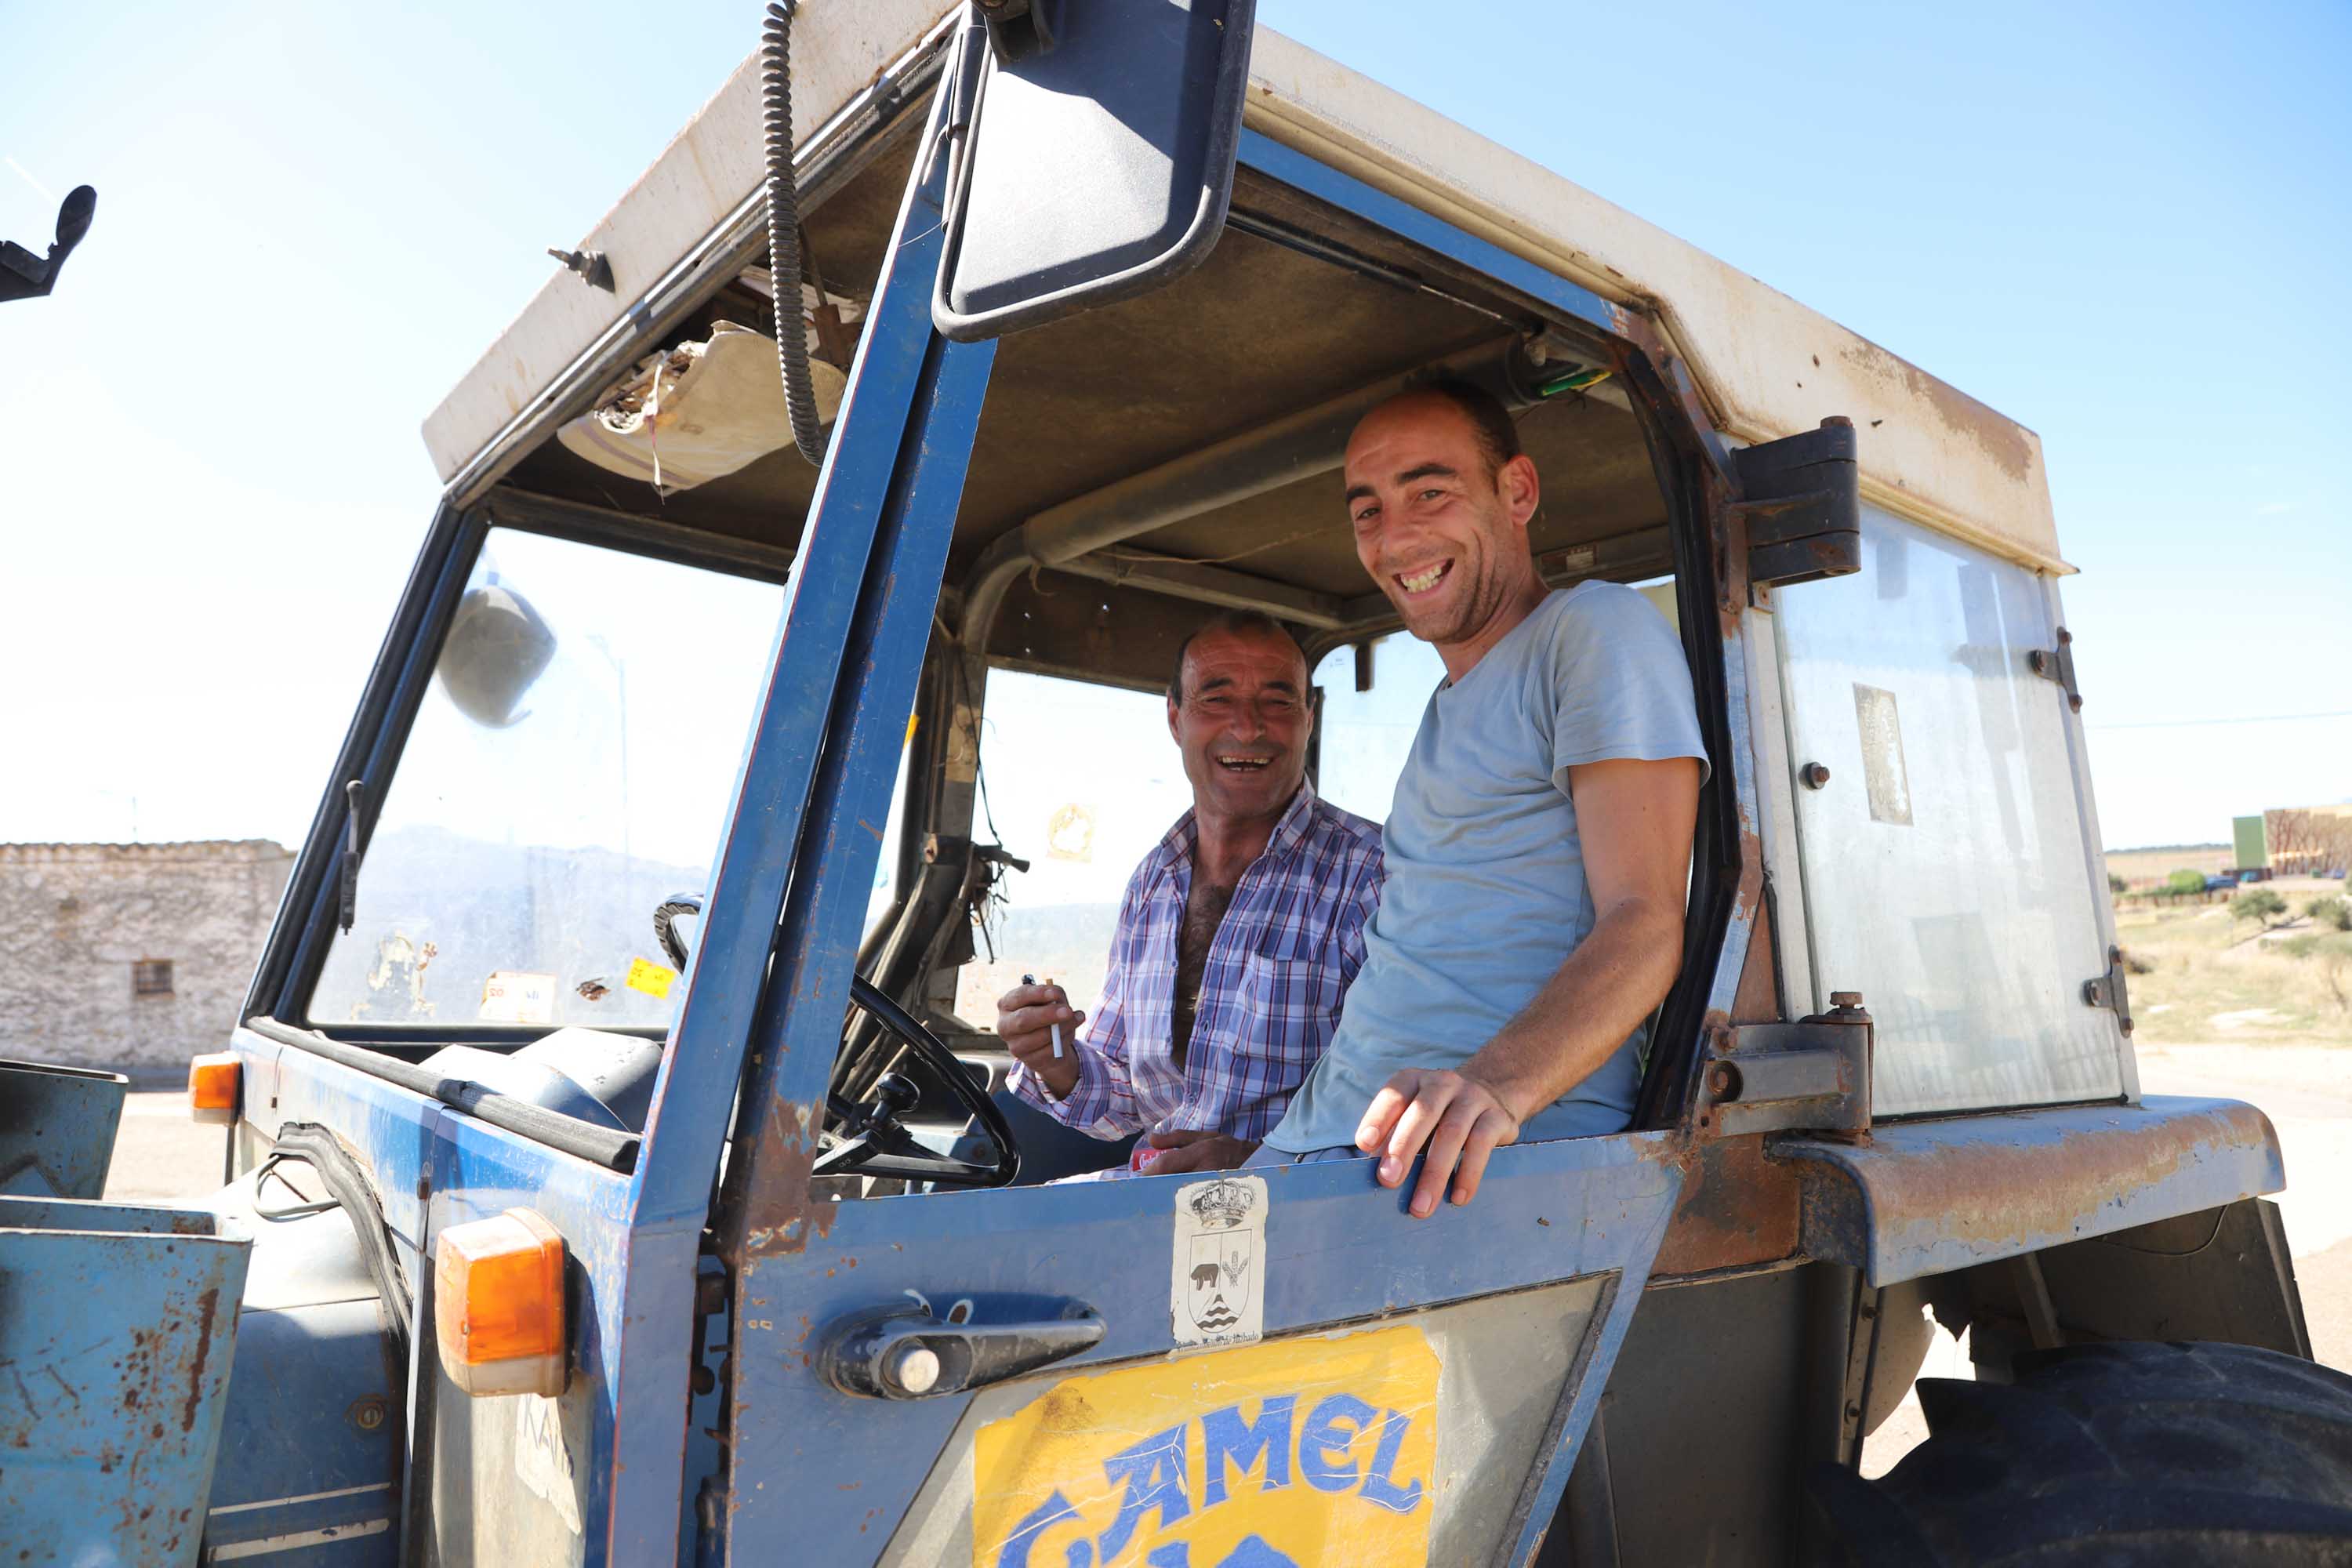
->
xmin=2 ymin=1 xmax=2345 ymax=852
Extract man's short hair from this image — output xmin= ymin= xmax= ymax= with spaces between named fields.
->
xmin=1400 ymin=372 xmax=1522 ymax=479
xmin=1168 ymin=609 xmax=1309 ymax=704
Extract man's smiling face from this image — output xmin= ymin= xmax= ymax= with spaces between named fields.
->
xmin=1343 ymin=390 xmax=1541 ymax=652
xmin=1167 ymin=626 xmax=1310 ymax=827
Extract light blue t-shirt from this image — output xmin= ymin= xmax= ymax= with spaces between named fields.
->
xmin=1265 ymin=583 xmax=1711 ymax=1152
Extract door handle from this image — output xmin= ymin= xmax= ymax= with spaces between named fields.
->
xmin=821 ymin=1301 xmax=1104 ymax=1400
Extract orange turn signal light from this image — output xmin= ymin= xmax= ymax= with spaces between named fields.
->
xmin=434 ymin=1207 xmax=568 ymax=1398
xmin=188 ymin=1052 xmax=240 ymax=1125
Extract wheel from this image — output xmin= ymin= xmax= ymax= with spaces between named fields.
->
xmin=652 ymin=895 xmax=1018 ymax=1189
xmin=1808 ymin=1340 xmax=2352 ymax=1565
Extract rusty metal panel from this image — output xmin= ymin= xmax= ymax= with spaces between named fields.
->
xmin=1650 ymin=1135 xmax=1803 ymax=1280
xmin=0 ymin=1196 xmax=252 ymax=1565
xmin=1780 ymin=1096 xmax=2285 ymax=1287
xmin=0 ymin=1058 xmax=129 ymax=1199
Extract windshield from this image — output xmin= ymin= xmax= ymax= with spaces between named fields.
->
xmin=949 ymin=670 xmax=1196 ymax=1027
xmin=307 ymin=528 xmax=784 ymax=1029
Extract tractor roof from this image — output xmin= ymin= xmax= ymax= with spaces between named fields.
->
xmin=424 ymin=1 xmax=2065 ymax=575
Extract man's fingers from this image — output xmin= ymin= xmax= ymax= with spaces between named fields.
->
xmin=1355 ymin=1077 xmax=1417 ymax=1153
xmin=1000 ymin=1002 xmax=1082 ymax=1040
xmin=1148 ymin=1128 xmax=1212 ymax=1149
xmin=1447 ymin=1109 xmax=1516 ymax=1207
xmin=1407 ymin=1100 xmax=1483 ymax=1218
xmin=1376 ymin=1083 xmax=1457 ymax=1189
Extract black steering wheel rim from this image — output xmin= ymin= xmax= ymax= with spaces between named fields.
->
xmin=653 ymin=894 xmax=1018 ymax=1188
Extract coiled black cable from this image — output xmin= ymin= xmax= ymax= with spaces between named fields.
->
xmin=761 ymin=0 xmax=829 ymax=466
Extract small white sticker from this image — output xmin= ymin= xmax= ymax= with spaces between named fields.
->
xmin=480 ymin=970 xmax=557 ymax=1024
xmin=1171 ymin=1174 xmax=1267 ymax=1349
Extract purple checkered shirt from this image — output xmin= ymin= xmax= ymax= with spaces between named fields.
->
xmin=1008 ymin=783 xmax=1384 ymax=1150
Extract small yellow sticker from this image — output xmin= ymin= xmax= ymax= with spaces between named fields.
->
xmin=972 ymin=1325 xmax=1439 ymax=1568
xmin=626 ymin=957 xmax=677 ymax=1000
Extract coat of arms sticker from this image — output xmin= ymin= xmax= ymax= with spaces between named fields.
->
xmin=1170 ymin=1174 xmax=1268 ymax=1348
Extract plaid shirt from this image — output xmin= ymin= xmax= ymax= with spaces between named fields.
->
xmin=1009 ymin=783 xmax=1385 ymax=1151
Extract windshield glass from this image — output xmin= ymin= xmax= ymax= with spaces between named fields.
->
xmin=950 ymin=670 xmax=1195 ymax=1028
xmin=307 ymin=528 xmax=784 ymax=1029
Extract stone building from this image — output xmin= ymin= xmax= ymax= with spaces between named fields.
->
xmin=0 ymin=840 xmax=296 ymax=1074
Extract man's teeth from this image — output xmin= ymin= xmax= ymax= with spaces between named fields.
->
xmin=1217 ymin=756 xmax=1271 ymax=769
xmin=1397 ymin=562 xmax=1448 ymax=593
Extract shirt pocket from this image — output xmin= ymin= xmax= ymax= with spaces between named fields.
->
xmin=1239 ymin=922 xmax=1351 ymax=1047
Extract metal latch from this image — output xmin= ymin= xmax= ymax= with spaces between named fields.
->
xmin=822 ymin=1300 xmax=1103 ymax=1400
xmin=2028 ymin=626 xmax=2084 ymax=713
xmin=1699 ymin=993 xmax=1873 ymax=1138
xmin=2084 ymin=945 xmax=2134 ymax=1036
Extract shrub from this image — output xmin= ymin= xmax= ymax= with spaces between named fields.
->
xmin=2230 ymin=887 xmax=2288 ymax=927
xmin=2305 ymin=895 xmax=2352 ymax=932
xmin=2165 ymin=869 xmax=2206 ymax=896
xmin=2107 ymin=871 xmax=2129 ymax=896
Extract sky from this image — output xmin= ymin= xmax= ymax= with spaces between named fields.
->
xmin=2 ymin=0 xmax=2346 ymax=856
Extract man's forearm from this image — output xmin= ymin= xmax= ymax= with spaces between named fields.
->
xmin=1460 ymin=896 xmax=1685 ymax=1121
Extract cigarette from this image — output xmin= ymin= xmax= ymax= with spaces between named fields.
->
xmin=1023 ymin=972 xmax=1065 ymax=1059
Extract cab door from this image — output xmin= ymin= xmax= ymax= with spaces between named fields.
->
xmin=670 ymin=39 xmax=1685 ymax=1568
xmin=730 ymin=1136 xmax=1681 ymax=1568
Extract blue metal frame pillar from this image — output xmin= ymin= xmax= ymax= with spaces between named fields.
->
xmin=597 ymin=62 xmax=996 ymax=1559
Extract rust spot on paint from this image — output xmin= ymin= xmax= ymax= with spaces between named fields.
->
xmin=1650 ymin=1134 xmax=1803 ymax=1278
xmin=180 ymin=1287 xmax=220 ymax=1432
xmin=1837 ymin=342 xmax=2033 ymax=484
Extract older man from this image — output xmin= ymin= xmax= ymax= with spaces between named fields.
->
xmin=998 ymin=610 xmax=1384 ymax=1175
xmin=1255 ymin=375 xmax=1708 ymax=1217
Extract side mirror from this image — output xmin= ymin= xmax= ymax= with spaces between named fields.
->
xmin=437 ymin=583 xmax=557 ymax=728
xmin=0 ymin=185 xmax=97 ymax=304
xmin=932 ymin=0 xmax=1258 ymax=341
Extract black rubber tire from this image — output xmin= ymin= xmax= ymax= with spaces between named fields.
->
xmin=1807 ymin=1340 xmax=2352 ymax=1566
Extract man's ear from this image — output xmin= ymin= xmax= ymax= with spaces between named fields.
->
xmin=1167 ymin=691 xmax=1182 ymax=744
xmin=1499 ymin=452 xmax=1541 ymax=530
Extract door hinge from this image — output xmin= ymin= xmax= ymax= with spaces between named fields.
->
xmin=2084 ymin=944 xmax=2134 ymax=1035
xmin=1697 ymin=993 xmax=1873 ymax=1139
xmin=1733 ymin=417 xmax=1862 ymax=589
xmin=2028 ymin=626 xmax=2084 ymax=713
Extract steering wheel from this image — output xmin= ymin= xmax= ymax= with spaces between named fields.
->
xmin=654 ymin=895 xmax=1018 ymax=1189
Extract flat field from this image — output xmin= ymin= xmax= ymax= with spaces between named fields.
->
xmin=2117 ymin=874 xmax=2352 ymax=1045
xmin=2104 ymin=841 xmax=2234 ymax=886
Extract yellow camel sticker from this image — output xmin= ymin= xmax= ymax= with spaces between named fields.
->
xmin=971 ymin=1325 xmax=1439 ymax=1568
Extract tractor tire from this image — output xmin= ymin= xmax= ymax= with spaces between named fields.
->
xmin=1806 ymin=1340 xmax=2352 ymax=1566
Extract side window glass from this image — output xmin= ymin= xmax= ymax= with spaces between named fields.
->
xmin=951 ymin=670 xmax=1196 ymax=1029
xmin=863 ymin=728 xmax=914 ymax=947
xmin=1311 ymin=633 xmax=1448 ymax=821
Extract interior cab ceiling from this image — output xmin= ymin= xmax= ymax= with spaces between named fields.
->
xmin=500 ymin=118 xmax=1671 ymax=677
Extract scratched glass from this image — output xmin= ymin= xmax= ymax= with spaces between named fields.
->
xmin=307 ymin=529 xmax=783 ymax=1029
xmin=1773 ymin=504 xmax=2124 ymax=1114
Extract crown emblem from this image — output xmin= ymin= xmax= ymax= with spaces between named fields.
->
xmin=1186 ymin=1178 xmax=1254 ymax=1230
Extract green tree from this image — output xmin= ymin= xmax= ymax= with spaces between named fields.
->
xmin=2165 ymin=869 xmax=2206 ymax=896
xmin=2307 ymin=895 xmax=2352 ymax=933
xmin=2107 ymin=871 xmax=2129 ymax=896
xmin=2230 ymin=887 xmax=2288 ymax=930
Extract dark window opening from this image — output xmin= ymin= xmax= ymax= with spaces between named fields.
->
xmin=133 ymin=959 xmax=175 ymax=997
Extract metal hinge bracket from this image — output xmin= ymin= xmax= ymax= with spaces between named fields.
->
xmin=2028 ymin=626 xmax=2084 ymax=713
xmin=1733 ymin=417 xmax=1862 ymax=589
xmin=2083 ymin=944 xmax=2134 ymax=1036
xmin=1698 ymin=993 xmax=1874 ymax=1138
